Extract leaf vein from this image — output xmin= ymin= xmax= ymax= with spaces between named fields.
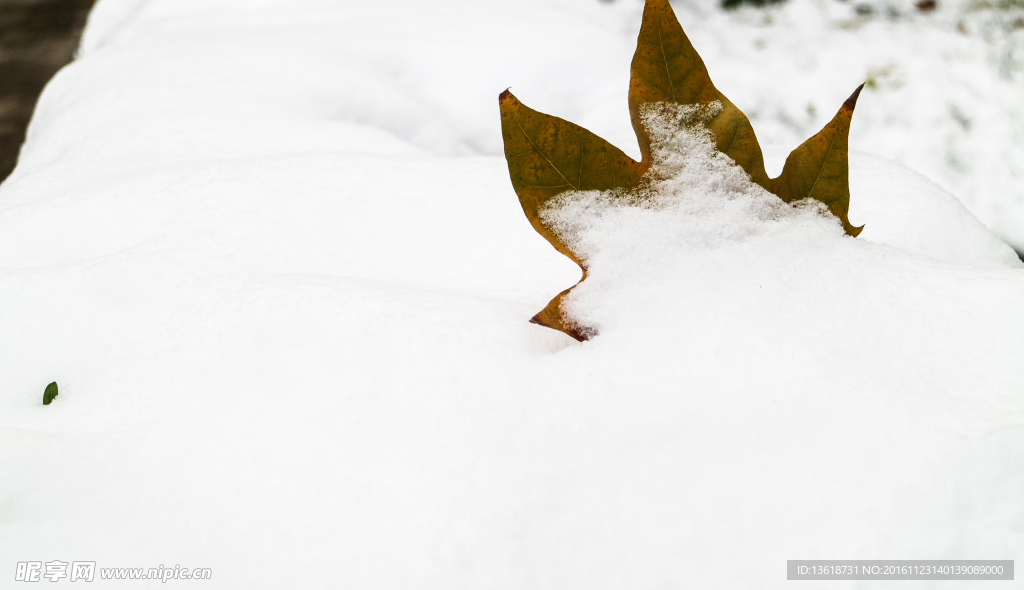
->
xmin=517 ymin=182 xmax=572 ymax=189
xmin=806 ymin=131 xmax=841 ymax=201
xmin=634 ymin=71 xmax=674 ymax=101
xmin=511 ymin=114 xmax=579 ymax=191
xmin=657 ymin=17 xmax=677 ymax=102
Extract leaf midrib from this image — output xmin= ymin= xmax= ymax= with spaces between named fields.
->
xmin=804 ymin=129 xmax=841 ymax=203
xmin=657 ymin=16 xmax=677 ymax=102
xmin=511 ymin=113 xmax=579 ymax=191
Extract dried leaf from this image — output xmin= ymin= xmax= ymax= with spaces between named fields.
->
xmin=769 ymin=85 xmax=865 ymax=237
xmin=499 ymin=0 xmax=865 ymax=341
xmin=499 ymin=90 xmax=645 ymax=339
xmin=629 ymin=0 xmax=770 ymax=188
xmin=499 ymin=90 xmax=646 ymax=264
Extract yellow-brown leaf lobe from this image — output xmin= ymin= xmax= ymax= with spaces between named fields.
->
xmin=499 ymin=90 xmax=646 ymax=268
xmin=769 ymin=83 xmax=865 ymax=236
xmin=629 ymin=0 xmax=771 ymax=189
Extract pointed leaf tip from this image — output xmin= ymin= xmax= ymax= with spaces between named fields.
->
xmin=499 ymin=88 xmax=512 ymax=104
xmin=843 ymin=83 xmax=865 ymax=111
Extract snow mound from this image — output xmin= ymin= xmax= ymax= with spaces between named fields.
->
xmin=849 ymin=150 xmax=1024 ymax=269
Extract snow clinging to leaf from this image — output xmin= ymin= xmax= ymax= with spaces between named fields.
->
xmin=540 ymin=102 xmax=844 ymax=267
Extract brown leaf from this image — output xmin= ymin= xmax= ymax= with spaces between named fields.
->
xmin=529 ymin=283 xmax=594 ymax=343
xmin=499 ymin=0 xmax=865 ymax=341
xmin=628 ymin=0 xmax=771 ymax=189
xmin=499 ymin=90 xmax=646 ymax=265
xmin=769 ymin=85 xmax=865 ymax=237
xmin=499 ymin=89 xmax=645 ymax=340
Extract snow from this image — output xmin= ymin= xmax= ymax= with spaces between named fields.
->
xmin=848 ymin=150 xmax=1023 ymax=268
xmin=0 ymin=0 xmax=1022 ymax=588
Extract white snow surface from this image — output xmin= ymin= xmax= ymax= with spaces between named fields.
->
xmin=1 ymin=0 xmax=1023 ymax=588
